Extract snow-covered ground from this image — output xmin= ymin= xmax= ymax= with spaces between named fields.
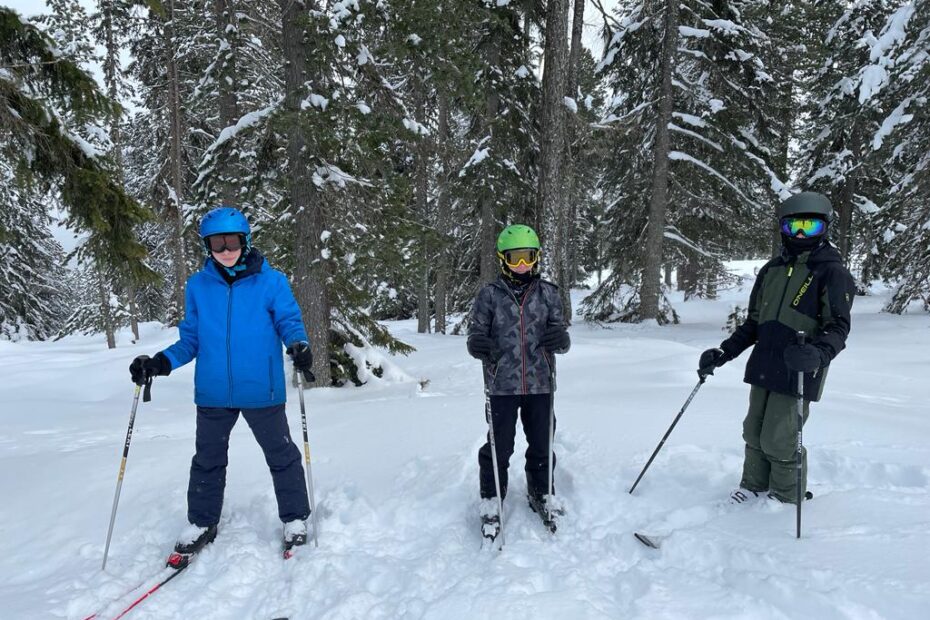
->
xmin=1 ymin=267 xmax=928 ymax=619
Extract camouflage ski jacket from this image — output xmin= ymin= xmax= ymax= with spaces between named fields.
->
xmin=469 ymin=276 xmax=569 ymax=396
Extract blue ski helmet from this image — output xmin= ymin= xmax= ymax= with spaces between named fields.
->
xmin=200 ymin=206 xmax=250 ymax=237
xmin=199 ymin=206 xmax=252 ymax=254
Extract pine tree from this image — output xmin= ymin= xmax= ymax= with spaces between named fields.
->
xmin=464 ymin=1 xmax=539 ymax=285
xmin=795 ymin=0 xmax=895 ymax=268
xmin=867 ymin=2 xmax=930 ymax=312
xmin=124 ymin=0 xmax=215 ymax=325
xmin=0 ymin=7 xmax=153 ymax=342
xmin=584 ymin=0 xmax=784 ymax=324
xmin=0 ymin=161 xmax=68 ymax=340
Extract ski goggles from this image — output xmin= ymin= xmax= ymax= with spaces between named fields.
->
xmin=206 ymin=233 xmax=246 ymax=253
xmin=498 ymin=248 xmax=539 ymax=269
xmin=780 ymin=217 xmax=826 ymax=238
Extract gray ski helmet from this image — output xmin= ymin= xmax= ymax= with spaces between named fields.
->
xmin=777 ymin=192 xmax=834 ymax=223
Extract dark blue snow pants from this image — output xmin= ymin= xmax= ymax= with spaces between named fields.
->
xmin=479 ymin=393 xmax=555 ymax=500
xmin=187 ymin=404 xmax=310 ymax=527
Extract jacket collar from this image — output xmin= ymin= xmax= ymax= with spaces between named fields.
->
xmin=492 ymin=274 xmax=539 ymax=301
xmin=777 ymin=240 xmax=842 ymax=266
xmin=203 ymin=249 xmax=266 ymax=283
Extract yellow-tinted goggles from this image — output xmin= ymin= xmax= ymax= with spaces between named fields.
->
xmin=498 ymin=248 xmax=539 ymax=269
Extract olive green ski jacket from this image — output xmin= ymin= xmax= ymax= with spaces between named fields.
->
xmin=720 ymin=242 xmax=855 ymax=402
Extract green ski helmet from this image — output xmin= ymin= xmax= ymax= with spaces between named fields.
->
xmin=496 ymin=224 xmax=541 ymax=280
xmin=496 ymin=224 xmax=540 ymax=252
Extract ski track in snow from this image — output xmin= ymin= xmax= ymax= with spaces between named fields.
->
xmin=1 ymin=277 xmax=929 ymax=619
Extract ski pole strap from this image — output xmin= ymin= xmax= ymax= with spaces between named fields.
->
xmin=143 ymin=377 xmax=153 ymax=403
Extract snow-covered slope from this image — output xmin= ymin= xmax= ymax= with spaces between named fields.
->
xmin=1 ymin=274 xmax=928 ymax=619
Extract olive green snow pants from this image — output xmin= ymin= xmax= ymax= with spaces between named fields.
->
xmin=741 ymin=386 xmax=810 ymax=503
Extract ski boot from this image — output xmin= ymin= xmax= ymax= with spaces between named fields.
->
xmin=528 ymin=493 xmax=563 ymax=533
xmin=479 ymin=498 xmax=501 ymax=543
xmin=167 ymin=523 xmax=217 ymax=569
xmin=767 ymin=490 xmax=814 ymax=504
xmin=728 ymin=487 xmax=765 ymax=505
xmin=283 ymin=519 xmax=308 ymax=559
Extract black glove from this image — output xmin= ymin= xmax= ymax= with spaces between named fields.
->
xmin=783 ymin=343 xmax=826 ymax=373
xmin=287 ymin=342 xmax=315 ymax=383
xmin=467 ymin=334 xmax=501 ymax=364
xmin=541 ymin=325 xmax=570 ymax=352
xmin=698 ymin=347 xmax=728 ymax=377
xmin=129 ymin=352 xmax=171 ymax=386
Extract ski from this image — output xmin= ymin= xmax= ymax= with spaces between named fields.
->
xmin=80 ymin=575 xmax=152 ymax=620
xmin=634 ymin=491 xmax=815 ymax=550
xmin=270 ymin=523 xmax=309 ymax=619
xmin=82 ymin=530 xmax=215 ymax=619
xmin=81 ymin=565 xmax=188 ymax=620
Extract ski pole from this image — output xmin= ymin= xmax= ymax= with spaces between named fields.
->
xmin=795 ymin=331 xmax=806 ymax=539
xmin=296 ymin=370 xmax=319 ymax=548
xmin=629 ymin=375 xmax=707 ymax=494
xmin=547 ymin=356 xmax=556 ymax=526
xmin=102 ymin=383 xmax=144 ymax=571
xmin=484 ymin=363 xmax=505 ymax=548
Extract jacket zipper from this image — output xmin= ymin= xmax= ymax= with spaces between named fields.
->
xmin=226 ymin=284 xmax=234 ymax=406
xmin=776 ymin=261 xmax=795 ymax=323
xmin=776 ymin=260 xmax=806 ymax=393
xmin=518 ymin=282 xmax=537 ymax=395
xmin=268 ymin=357 xmax=274 ymax=400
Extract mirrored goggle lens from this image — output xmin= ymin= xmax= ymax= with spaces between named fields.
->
xmin=780 ymin=218 xmax=825 ymax=237
xmin=502 ymin=249 xmax=539 ymax=267
xmin=207 ymin=234 xmax=244 ymax=253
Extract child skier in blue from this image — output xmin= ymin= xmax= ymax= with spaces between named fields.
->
xmin=129 ymin=206 xmax=315 ymax=565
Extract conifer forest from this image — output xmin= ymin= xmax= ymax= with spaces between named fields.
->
xmin=2 ymin=0 xmax=929 ymax=384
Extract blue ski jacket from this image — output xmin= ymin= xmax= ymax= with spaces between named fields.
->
xmin=161 ymin=252 xmax=308 ymax=408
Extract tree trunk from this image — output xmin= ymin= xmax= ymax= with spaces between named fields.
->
xmin=536 ymin=0 xmax=569 ymax=263
xmin=479 ymin=42 xmax=501 ymax=286
xmin=770 ymin=0 xmax=796 ymax=258
xmin=280 ymin=0 xmax=332 ymax=386
xmin=101 ymin=2 xmax=139 ymax=342
xmin=166 ymin=0 xmax=188 ymax=322
xmin=479 ymin=192 xmax=497 ymax=285
xmin=415 ymin=92 xmax=431 ymax=334
xmin=679 ymin=258 xmax=697 ymax=297
xmin=836 ymin=121 xmax=860 ymax=266
xmin=434 ymin=91 xmax=450 ymax=334
xmin=772 ymin=75 xmax=793 ymax=257
xmin=639 ymin=0 xmax=679 ymax=322
xmin=705 ymin=268 xmax=718 ymax=300
xmin=214 ymin=0 xmax=239 ymax=205
xmin=96 ymin=262 xmax=116 ymax=349
xmin=127 ymin=284 xmax=139 ymax=342
xmin=552 ymin=0 xmax=586 ymax=322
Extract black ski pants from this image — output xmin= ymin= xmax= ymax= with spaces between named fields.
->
xmin=479 ymin=393 xmax=555 ymax=500
xmin=187 ymin=404 xmax=309 ymax=527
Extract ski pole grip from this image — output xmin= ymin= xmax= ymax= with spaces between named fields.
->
xmin=797 ymin=331 xmax=806 ymax=346
xmin=143 ymin=377 xmax=153 ymax=402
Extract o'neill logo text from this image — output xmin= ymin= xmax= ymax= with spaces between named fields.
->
xmin=793 ymin=274 xmax=814 ymax=307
